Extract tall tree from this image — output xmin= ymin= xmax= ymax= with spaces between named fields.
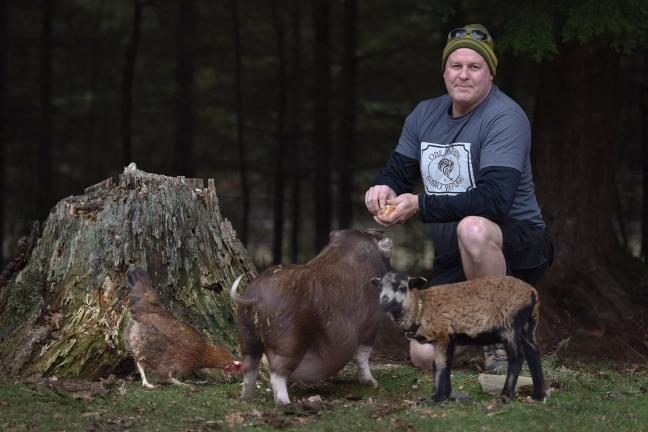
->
xmin=0 ymin=0 xmax=6 ymax=265
xmin=38 ymin=0 xmax=53 ymax=221
xmin=289 ymin=0 xmax=303 ymax=263
xmin=641 ymin=50 xmax=648 ymax=260
xmin=491 ymin=1 xmax=648 ymax=348
xmin=121 ymin=0 xmax=144 ymax=167
xmin=312 ymin=0 xmax=331 ymax=250
xmin=175 ymin=0 xmax=195 ymax=177
xmin=230 ymin=0 xmax=249 ymax=246
xmin=532 ymin=43 xmax=632 ymax=311
xmin=337 ymin=0 xmax=357 ymax=229
xmin=271 ymin=0 xmax=287 ymax=264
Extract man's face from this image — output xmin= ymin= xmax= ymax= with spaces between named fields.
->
xmin=443 ymin=48 xmax=493 ymax=115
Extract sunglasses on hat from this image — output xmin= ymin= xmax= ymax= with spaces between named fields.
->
xmin=447 ymin=28 xmax=490 ymax=41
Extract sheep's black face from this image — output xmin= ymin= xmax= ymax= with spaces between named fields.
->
xmin=371 ymin=272 xmax=409 ymax=321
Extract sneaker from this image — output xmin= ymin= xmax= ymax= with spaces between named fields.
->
xmin=483 ymin=344 xmax=508 ymax=374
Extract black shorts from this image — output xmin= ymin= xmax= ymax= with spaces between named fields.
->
xmin=428 ymin=218 xmax=554 ymax=287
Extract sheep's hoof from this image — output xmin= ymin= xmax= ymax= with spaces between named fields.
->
xmin=533 ymin=391 xmax=547 ymax=402
xmin=498 ymin=394 xmax=513 ymax=404
xmin=431 ymin=393 xmax=448 ymax=403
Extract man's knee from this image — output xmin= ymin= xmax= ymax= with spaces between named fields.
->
xmin=457 ymin=216 xmax=501 ymax=253
xmin=409 ymin=340 xmax=435 ymax=370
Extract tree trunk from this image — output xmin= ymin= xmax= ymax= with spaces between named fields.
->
xmin=38 ymin=0 xmax=53 ymax=221
xmin=641 ymin=50 xmax=648 ymax=260
xmin=121 ymin=0 xmax=143 ymax=167
xmin=289 ymin=0 xmax=302 ymax=263
xmin=174 ymin=0 xmax=195 ymax=177
xmin=337 ymin=0 xmax=357 ymax=229
xmin=0 ymin=0 xmax=6 ymax=266
xmin=230 ymin=0 xmax=250 ymax=246
xmin=532 ymin=43 xmax=648 ymax=355
xmin=312 ymin=0 xmax=331 ymax=250
xmin=0 ymin=165 xmax=256 ymax=378
xmin=271 ymin=0 xmax=287 ymax=265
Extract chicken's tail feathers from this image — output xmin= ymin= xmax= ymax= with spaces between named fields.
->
xmin=126 ymin=267 xmax=150 ymax=290
xmin=230 ymin=274 xmax=257 ymax=305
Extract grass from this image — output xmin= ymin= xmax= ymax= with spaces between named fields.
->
xmin=1 ymin=358 xmax=647 ymax=431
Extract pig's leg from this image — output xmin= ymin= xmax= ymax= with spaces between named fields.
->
xmin=355 ymin=345 xmax=378 ymax=387
xmin=269 ymin=371 xmax=290 ymax=405
xmin=266 ymin=349 xmax=308 ymax=406
xmin=241 ymin=354 xmax=262 ymax=399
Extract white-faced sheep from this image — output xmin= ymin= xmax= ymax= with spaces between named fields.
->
xmin=372 ymin=272 xmax=547 ymax=402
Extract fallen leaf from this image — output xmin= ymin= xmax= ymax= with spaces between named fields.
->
xmin=484 ymin=398 xmax=502 ymax=415
xmin=225 ymin=412 xmax=245 ymax=426
xmin=204 ymin=420 xmax=221 ymax=429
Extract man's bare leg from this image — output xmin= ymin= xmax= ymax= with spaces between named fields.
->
xmin=457 ymin=216 xmax=506 ymax=279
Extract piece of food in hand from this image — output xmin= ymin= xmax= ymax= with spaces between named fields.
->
xmin=378 ymin=204 xmax=397 ymax=217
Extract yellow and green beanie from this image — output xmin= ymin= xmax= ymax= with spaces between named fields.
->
xmin=441 ymin=24 xmax=498 ymax=76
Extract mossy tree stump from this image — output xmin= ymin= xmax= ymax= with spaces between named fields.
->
xmin=0 ymin=164 xmax=256 ymax=379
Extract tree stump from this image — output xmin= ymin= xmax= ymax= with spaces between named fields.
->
xmin=0 ymin=164 xmax=256 ymax=379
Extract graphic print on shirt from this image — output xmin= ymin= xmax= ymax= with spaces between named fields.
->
xmin=420 ymin=142 xmax=475 ymax=195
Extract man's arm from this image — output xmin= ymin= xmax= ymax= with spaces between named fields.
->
xmin=417 ymin=165 xmax=520 ymax=223
xmin=372 ymin=151 xmax=419 ymax=195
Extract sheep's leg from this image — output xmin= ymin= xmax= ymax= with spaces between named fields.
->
xmin=501 ymin=343 xmax=523 ymax=400
xmin=522 ymin=337 xmax=547 ymax=400
xmin=241 ymin=354 xmax=262 ymax=400
xmin=431 ymin=341 xmax=453 ymax=402
xmin=136 ymin=361 xmax=155 ymax=389
xmin=355 ymin=345 xmax=378 ymax=387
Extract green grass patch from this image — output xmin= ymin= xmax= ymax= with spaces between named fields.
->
xmin=1 ymin=361 xmax=647 ymax=431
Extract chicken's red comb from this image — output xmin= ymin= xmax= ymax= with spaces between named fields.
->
xmin=224 ymin=360 xmax=243 ymax=374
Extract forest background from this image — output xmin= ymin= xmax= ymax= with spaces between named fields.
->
xmin=1 ymin=0 xmax=648 ymax=360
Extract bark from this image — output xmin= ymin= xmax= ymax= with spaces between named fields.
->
xmin=174 ymin=0 xmax=195 ymax=177
xmin=0 ymin=0 xmax=6 ymax=266
xmin=641 ymin=50 xmax=648 ymax=260
xmin=289 ymin=0 xmax=302 ymax=263
xmin=271 ymin=0 xmax=287 ymax=265
xmin=312 ymin=0 xmax=331 ymax=250
xmin=0 ymin=165 xmax=256 ymax=378
xmin=532 ymin=43 xmax=648 ymax=353
xmin=38 ymin=0 xmax=52 ymax=221
xmin=121 ymin=0 xmax=143 ymax=166
xmin=337 ymin=0 xmax=357 ymax=229
xmin=230 ymin=0 xmax=250 ymax=246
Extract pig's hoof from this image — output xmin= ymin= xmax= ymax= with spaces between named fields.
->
xmin=275 ymin=398 xmax=292 ymax=406
xmin=359 ymin=376 xmax=379 ymax=388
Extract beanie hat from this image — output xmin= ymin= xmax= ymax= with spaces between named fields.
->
xmin=441 ymin=24 xmax=497 ymax=76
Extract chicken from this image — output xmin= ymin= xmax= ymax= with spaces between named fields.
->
xmin=124 ymin=268 xmax=242 ymax=388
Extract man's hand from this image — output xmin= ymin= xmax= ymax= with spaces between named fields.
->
xmin=373 ymin=193 xmax=419 ymax=227
xmin=365 ymin=185 xmax=397 ymax=216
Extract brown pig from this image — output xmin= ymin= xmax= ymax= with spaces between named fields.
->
xmin=230 ymin=229 xmax=393 ymax=405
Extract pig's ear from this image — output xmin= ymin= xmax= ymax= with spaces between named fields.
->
xmin=371 ymin=277 xmax=382 ymax=289
xmin=377 ymin=237 xmax=393 ymax=259
xmin=408 ymin=276 xmax=427 ymax=290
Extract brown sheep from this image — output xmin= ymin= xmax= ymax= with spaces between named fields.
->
xmin=372 ymin=272 xmax=546 ymax=402
xmin=230 ymin=229 xmax=393 ymax=405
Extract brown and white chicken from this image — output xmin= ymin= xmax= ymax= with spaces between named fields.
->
xmin=125 ymin=268 xmax=242 ymax=388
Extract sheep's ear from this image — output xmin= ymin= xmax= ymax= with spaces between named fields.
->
xmin=408 ymin=276 xmax=428 ymax=290
xmin=370 ymin=277 xmax=382 ymax=288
